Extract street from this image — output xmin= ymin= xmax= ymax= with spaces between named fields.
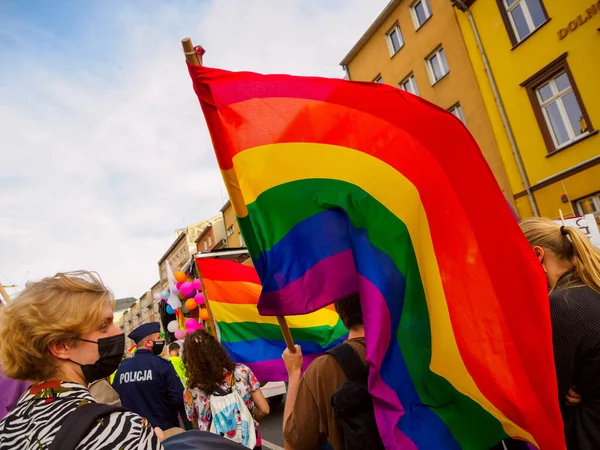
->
xmin=259 ymin=396 xmax=285 ymax=449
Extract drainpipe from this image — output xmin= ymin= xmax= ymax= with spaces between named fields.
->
xmin=454 ymin=0 xmax=539 ymax=217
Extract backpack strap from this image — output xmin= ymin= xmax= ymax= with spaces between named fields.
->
xmin=325 ymin=343 xmax=368 ymax=383
xmin=48 ymin=402 xmax=127 ymax=450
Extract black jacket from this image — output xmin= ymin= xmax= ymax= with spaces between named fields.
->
xmin=550 ymin=273 xmax=600 ymax=450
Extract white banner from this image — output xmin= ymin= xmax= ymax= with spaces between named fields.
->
xmin=555 ymin=214 xmax=600 ymax=249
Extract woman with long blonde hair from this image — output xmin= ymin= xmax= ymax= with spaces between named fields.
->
xmin=520 ymin=218 xmax=600 ymax=450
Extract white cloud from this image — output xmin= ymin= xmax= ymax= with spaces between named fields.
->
xmin=0 ymin=0 xmax=388 ymax=298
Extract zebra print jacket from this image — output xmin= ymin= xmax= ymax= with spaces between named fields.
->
xmin=0 ymin=381 xmax=162 ymax=449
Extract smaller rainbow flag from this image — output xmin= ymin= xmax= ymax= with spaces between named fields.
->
xmin=196 ymin=257 xmax=347 ymax=381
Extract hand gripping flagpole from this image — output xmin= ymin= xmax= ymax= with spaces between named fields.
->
xmin=181 ymin=37 xmax=297 ymax=354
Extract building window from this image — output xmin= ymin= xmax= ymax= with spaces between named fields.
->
xmin=386 ymin=23 xmax=404 ymax=56
xmin=203 ymin=241 xmax=208 ymax=251
xmin=521 ymin=54 xmax=593 ymax=153
xmin=410 ymin=0 xmax=432 ymax=29
xmin=497 ymin=0 xmax=548 ymax=45
xmin=238 ymin=232 xmax=245 ymax=247
xmin=449 ymin=103 xmax=466 ymax=125
xmin=425 ymin=47 xmax=449 ymax=84
xmin=399 ymin=73 xmax=419 ymax=96
xmin=373 ymin=75 xmax=383 ymax=83
xmin=208 ymin=236 xmax=212 ymax=247
xmin=576 ymin=193 xmax=600 ymax=222
xmin=226 ymin=226 xmax=234 ymax=237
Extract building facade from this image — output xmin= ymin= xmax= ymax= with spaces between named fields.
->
xmin=454 ymin=0 xmax=600 ymax=221
xmin=221 ymin=200 xmax=246 ymax=248
xmin=341 ymin=0 xmax=514 ymax=202
xmin=157 ymin=218 xmax=219 ymax=290
xmin=196 ymin=216 xmax=226 ymax=253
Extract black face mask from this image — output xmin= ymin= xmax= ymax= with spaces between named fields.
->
xmin=72 ymin=334 xmax=125 ymax=383
xmin=152 ymin=340 xmax=165 ymax=356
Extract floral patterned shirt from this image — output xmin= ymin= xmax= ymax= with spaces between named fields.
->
xmin=184 ymin=364 xmax=260 ymax=431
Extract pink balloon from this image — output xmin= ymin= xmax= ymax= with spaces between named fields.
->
xmin=196 ymin=322 xmax=204 ymax=330
xmin=185 ymin=318 xmax=199 ymax=330
xmin=174 ymin=329 xmax=185 ymax=340
xmin=192 ymin=279 xmax=202 ymax=290
xmin=194 ymin=293 xmax=205 ymax=305
xmin=176 ymin=281 xmax=183 ymax=290
xmin=180 ymin=282 xmax=194 ymax=297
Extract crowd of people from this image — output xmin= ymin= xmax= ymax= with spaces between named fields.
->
xmin=0 ymin=217 xmax=598 ymax=449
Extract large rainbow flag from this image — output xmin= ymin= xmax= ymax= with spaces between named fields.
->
xmin=187 ymin=65 xmax=565 ymax=449
xmin=196 ymin=257 xmax=347 ymax=382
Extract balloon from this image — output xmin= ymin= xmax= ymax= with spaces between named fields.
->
xmin=181 ymin=304 xmax=190 ymax=314
xmin=185 ymin=327 xmax=195 ymax=335
xmin=153 ymin=293 xmax=162 ymax=302
xmin=174 ymin=271 xmax=187 ymax=283
xmin=176 ymin=281 xmax=183 ymax=290
xmin=178 ymin=293 xmax=186 ymax=300
xmin=170 ymin=286 xmax=180 ymax=295
xmin=197 ymin=322 xmax=204 ymax=330
xmin=185 ymin=318 xmax=199 ymax=330
xmin=192 ymin=279 xmax=202 ymax=290
xmin=160 ymin=289 xmax=169 ymax=300
xmin=180 ymin=282 xmax=194 ymax=297
xmin=166 ymin=305 xmax=175 ymax=315
xmin=185 ymin=298 xmax=198 ymax=310
xmin=199 ymin=308 xmax=209 ymax=321
xmin=194 ymin=293 xmax=205 ymax=306
xmin=174 ymin=329 xmax=185 ymax=340
xmin=167 ymin=320 xmax=179 ymax=333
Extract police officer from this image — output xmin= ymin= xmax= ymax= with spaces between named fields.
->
xmin=113 ymin=322 xmax=184 ymax=430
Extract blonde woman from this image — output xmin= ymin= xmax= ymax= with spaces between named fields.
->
xmin=0 ymin=271 xmax=162 ymax=449
xmin=520 ymin=218 xmax=600 ymax=450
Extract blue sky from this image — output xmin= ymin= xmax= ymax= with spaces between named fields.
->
xmin=0 ymin=0 xmax=388 ymax=298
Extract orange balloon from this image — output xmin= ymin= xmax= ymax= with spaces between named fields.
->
xmin=185 ymin=298 xmax=198 ymax=310
xmin=199 ymin=308 xmax=209 ymax=321
xmin=174 ymin=271 xmax=187 ymax=283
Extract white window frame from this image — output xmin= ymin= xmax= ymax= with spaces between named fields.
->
xmin=410 ymin=0 xmax=432 ymax=29
xmin=203 ymin=241 xmax=208 ymax=251
xmin=227 ymin=225 xmax=234 ymax=237
xmin=373 ymin=75 xmax=383 ymax=83
xmin=504 ymin=0 xmax=545 ymax=42
xmin=425 ymin=47 xmax=449 ymax=85
xmin=449 ymin=103 xmax=466 ymax=125
xmin=536 ymin=72 xmax=588 ymax=149
xmin=208 ymin=236 xmax=212 ymax=247
xmin=399 ymin=74 xmax=419 ymax=96
xmin=385 ymin=23 xmax=404 ymax=56
xmin=238 ymin=232 xmax=245 ymax=247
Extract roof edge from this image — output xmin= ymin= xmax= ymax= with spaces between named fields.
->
xmin=339 ymin=0 xmax=402 ymax=67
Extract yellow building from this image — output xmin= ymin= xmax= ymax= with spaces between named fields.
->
xmin=340 ymin=0 xmax=514 ymax=202
xmin=221 ymin=200 xmax=246 ymax=248
xmin=454 ymin=0 xmax=600 ymax=222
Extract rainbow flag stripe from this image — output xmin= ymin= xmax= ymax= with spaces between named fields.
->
xmin=188 ymin=65 xmax=564 ymax=449
xmin=196 ymin=257 xmax=347 ymax=382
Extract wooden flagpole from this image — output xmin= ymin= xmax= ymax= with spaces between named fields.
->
xmin=181 ymin=37 xmax=296 ymax=353
xmin=0 ymin=282 xmax=12 ymax=304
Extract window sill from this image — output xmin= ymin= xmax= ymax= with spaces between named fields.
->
xmin=430 ymin=70 xmax=450 ymax=87
xmin=511 ymin=18 xmax=552 ymax=51
xmin=414 ymin=14 xmax=432 ymax=31
xmin=389 ymin=45 xmax=405 ymax=60
xmin=546 ymin=130 xmax=599 ymax=157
